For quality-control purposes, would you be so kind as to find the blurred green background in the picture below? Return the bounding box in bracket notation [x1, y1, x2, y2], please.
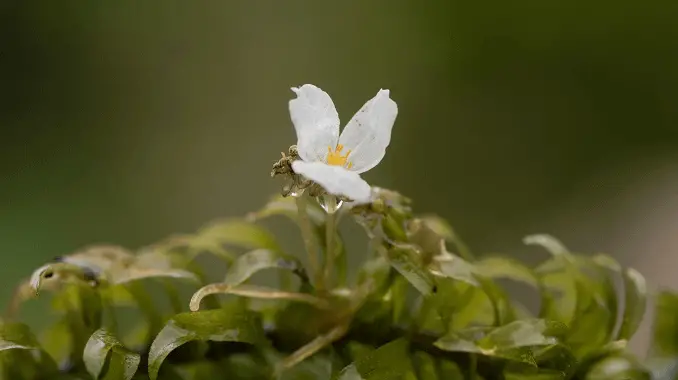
[2, 1, 677, 355]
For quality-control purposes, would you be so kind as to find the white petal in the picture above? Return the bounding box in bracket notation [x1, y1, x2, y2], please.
[288, 84, 340, 162]
[291, 160, 371, 203]
[343, 188, 378, 208]
[338, 89, 398, 173]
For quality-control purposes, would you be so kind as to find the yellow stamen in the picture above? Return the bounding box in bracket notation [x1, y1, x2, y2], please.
[326, 144, 352, 168]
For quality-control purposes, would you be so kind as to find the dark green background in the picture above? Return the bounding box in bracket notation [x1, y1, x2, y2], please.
[2, 1, 677, 354]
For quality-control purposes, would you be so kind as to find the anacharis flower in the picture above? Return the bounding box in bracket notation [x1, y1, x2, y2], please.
[288, 84, 398, 203]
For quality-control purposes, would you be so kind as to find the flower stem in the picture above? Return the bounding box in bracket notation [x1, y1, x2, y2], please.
[323, 195, 338, 289]
[295, 195, 323, 291]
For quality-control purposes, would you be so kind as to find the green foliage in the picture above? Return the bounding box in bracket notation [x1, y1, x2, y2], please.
[2, 188, 677, 379]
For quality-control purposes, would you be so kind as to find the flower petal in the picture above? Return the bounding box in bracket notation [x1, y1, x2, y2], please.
[338, 89, 398, 173]
[291, 160, 371, 203]
[289, 84, 340, 163]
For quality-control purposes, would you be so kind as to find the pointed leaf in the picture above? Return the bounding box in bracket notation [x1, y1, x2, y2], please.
[224, 249, 308, 286]
[83, 328, 140, 380]
[142, 233, 236, 265]
[435, 319, 566, 365]
[418, 214, 474, 260]
[428, 252, 478, 287]
[247, 194, 326, 225]
[565, 254, 620, 356]
[428, 251, 517, 327]
[387, 248, 436, 296]
[475, 256, 553, 322]
[617, 268, 647, 341]
[523, 234, 569, 256]
[0, 322, 40, 351]
[415, 278, 479, 333]
[474, 257, 539, 287]
[336, 338, 412, 380]
[527, 236, 619, 358]
[148, 309, 264, 380]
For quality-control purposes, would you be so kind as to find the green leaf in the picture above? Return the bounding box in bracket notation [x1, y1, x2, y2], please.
[584, 354, 651, 380]
[247, 194, 326, 225]
[418, 214, 474, 261]
[474, 256, 553, 322]
[387, 247, 436, 296]
[142, 233, 236, 266]
[0, 322, 40, 351]
[275, 352, 338, 380]
[83, 328, 140, 380]
[412, 351, 439, 380]
[564, 254, 620, 356]
[415, 278, 478, 333]
[356, 256, 392, 290]
[0, 322, 57, 379]
[435, 319, 566, 365]
[40, 319, 72, 367]
[147, 308, 264, 380]
[523, 234, 569, 256]
[336, 338, 412, 380]
[427, 251, 517, 327]
[47, 284, 105, 368]
[650, 290, 678, 357]
[527, 236, 620, 358]
[504, 370, 566, 380]
[616, 268, 647, 341]
[198, 218, 282, 252]
[120, 282, 164, 350]
[428, 252, 478, 287]
[110, 250, 200, 285]
[223, 249, 308, 286]
[437, 359, 464, 379]
[474, 257, 539, 287]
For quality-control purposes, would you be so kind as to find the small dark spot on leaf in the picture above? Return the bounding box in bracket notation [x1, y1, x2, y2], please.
[82, 267, 98, 282]
[432, 285, 438, 293]
[43, 270, 54, 279]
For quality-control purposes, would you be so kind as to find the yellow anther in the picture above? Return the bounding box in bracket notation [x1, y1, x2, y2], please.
[326, 144, 352, 168]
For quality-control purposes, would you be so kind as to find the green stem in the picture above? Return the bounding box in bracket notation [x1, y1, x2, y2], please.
[469, 353, 478, 379]
[323, 196, 337, 289]
[295, 195, 323, 291]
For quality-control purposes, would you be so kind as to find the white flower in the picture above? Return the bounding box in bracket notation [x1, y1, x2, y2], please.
[288, 84, 398, 203]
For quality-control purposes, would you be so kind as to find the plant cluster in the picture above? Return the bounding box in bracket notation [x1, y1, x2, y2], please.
[2, 85, 678, 380]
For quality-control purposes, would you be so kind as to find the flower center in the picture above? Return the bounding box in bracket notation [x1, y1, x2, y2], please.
[326, 144, 353, 169]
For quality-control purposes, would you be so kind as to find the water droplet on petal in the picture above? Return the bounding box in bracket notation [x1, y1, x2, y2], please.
[317, 195, 343, 214]
[284, 184, 304, 198]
